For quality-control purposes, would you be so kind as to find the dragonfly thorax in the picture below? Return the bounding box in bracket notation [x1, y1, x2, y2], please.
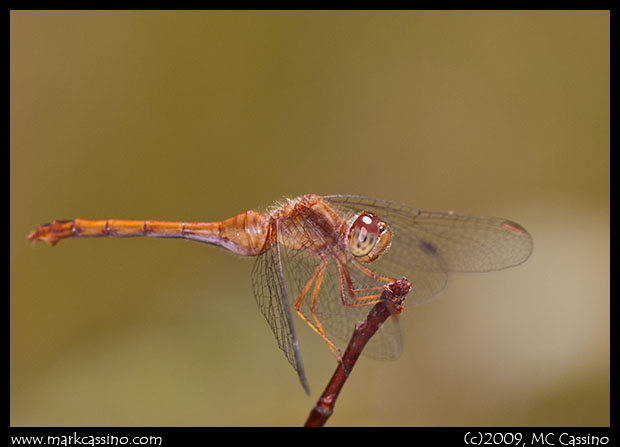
[272, 195, 345, 256]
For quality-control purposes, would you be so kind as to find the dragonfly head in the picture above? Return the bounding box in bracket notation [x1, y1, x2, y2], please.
[347, 211, 391, 263]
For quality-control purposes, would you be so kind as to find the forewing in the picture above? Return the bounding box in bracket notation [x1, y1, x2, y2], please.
[324, 195, 533, 306]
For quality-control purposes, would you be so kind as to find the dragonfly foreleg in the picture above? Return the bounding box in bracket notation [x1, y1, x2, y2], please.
[335, 261, 384, 307]
[350, 258, 395, 283]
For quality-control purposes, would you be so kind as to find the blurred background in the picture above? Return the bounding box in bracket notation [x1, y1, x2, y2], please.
[11, 11, 609, 426]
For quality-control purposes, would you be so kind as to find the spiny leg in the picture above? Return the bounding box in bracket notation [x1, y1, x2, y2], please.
[332, 258, 397, 303]
[294, 260, 342, 360]
[308, 262, 342, 360]
[350, 257, 395, 283]
[349, 258, 411, 316]
[335, 261, 384, 307]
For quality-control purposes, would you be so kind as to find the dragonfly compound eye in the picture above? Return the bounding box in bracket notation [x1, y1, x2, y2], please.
[347, 212, 391, 262]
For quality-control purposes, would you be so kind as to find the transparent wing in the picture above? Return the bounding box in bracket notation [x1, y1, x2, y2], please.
[324, 195, 533, 306]
[276, 212, 403, 361]
[251, 221, 309, 394]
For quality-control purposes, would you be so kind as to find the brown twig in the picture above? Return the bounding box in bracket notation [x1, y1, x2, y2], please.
[304, 277, 411, 427]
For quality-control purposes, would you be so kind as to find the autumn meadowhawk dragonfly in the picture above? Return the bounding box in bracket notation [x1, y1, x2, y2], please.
[28, 194, 533, 393]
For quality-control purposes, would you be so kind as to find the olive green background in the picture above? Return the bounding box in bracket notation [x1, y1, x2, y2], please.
[11, 11, 609, 426]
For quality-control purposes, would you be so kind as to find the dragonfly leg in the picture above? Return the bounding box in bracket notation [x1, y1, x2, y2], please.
[294, 260, 342, 361]
[335, 261, 384, 307]
[344, 260, 412, 314]
[350, 257, 395, 283]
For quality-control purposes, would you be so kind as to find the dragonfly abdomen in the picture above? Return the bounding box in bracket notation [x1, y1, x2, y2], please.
[28, 211, 269, 256]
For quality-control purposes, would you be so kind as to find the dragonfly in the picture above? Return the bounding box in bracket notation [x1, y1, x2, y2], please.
[28, 194, 533, 394]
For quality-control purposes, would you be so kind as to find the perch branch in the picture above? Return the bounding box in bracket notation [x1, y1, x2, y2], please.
[304, 277, 411, 427]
